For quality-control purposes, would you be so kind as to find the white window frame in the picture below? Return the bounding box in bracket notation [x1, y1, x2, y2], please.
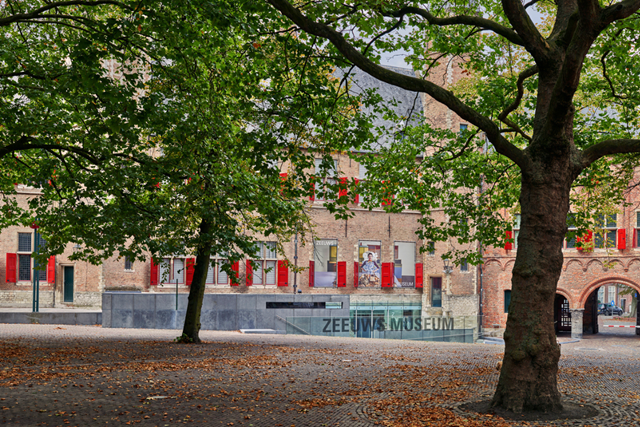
[16, 232, 46, 283]
[250, 242, 277, 287]
[314, 158, 338, 202]
[513, 214, 521, 249]
[159, 257, 187, 286]
[595, 213, 617, 249]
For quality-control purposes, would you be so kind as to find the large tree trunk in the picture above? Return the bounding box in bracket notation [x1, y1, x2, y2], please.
[182, 219, 213, 343]
[491, 152, 574, 412]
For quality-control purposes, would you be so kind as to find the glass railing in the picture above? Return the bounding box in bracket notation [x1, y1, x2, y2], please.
[285, 315, 478, 343]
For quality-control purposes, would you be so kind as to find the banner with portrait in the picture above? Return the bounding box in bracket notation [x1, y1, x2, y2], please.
[358, 241, 381, 287]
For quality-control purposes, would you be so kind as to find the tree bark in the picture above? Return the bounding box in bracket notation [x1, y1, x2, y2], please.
[491, 150, 575, 412]
[182, 218, 213, 343]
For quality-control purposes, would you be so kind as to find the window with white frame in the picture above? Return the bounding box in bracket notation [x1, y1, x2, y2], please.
[357, 162, 371, 205]
[250, 241, 277, 285]
[427, 241, 435, 256]
[206, 259, 215, 284]
[595, 214, 617, 248]
[17, 233, 32, 281]
[565, 213, 577, 249]
[16, 233, 46, 281]
[314, 158, 337, 201]
[513, 214, 521, 249]
[217, 260, 228, 284]
[160, 258, 171, 284]
[173, 258, 185, 284]
[124, 257, 133, 271]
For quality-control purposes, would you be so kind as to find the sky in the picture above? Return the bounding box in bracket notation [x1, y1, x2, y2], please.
[380, 6, 545, 68]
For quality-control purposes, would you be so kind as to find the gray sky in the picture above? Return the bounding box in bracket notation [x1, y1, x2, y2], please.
[380, 7, 544, 68]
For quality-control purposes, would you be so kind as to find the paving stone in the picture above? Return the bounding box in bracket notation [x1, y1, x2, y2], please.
[0, 324, 638, 426]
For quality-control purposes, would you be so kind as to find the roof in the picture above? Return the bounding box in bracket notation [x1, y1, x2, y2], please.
[337, 65, 425, 155]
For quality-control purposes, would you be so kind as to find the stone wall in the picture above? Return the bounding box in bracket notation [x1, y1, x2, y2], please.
[102, 293, 350, 331]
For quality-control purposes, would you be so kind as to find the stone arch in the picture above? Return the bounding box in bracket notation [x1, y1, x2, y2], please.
[607, 258, 625, 271]
[626, 258, 640, 270]
[563, 258, 584, 272]
[578, 275, 640, 308]
[584, 258, 604, 272]
[555, 287, 574, 309]
[503, 259, 516, 272]
[483, 258, 503, 271]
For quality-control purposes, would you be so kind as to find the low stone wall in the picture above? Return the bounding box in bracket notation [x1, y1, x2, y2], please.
[0, 311, 101, 326]
[0, 291, 54, 308]
[102, 293, 350, 331]
[0, 291, 102, 309]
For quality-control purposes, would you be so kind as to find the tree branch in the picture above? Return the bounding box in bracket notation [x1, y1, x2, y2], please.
[384, 6, 524, 46]
[582, 139, 640, 167]
[498, 65, 538, 142]
[501, 0, 551, 62]
[0, 1, 131, 27]
[600, 47, 627, 100]
[601, 0, 640, 27]
[265, 0, 529, 171]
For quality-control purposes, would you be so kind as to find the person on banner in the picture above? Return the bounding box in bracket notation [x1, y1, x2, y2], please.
[359, 251, 380, 287]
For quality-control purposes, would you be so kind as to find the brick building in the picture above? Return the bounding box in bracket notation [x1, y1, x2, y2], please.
[0, 64, 481, 331]
[482, 193, 640, 338]
[3, 61, 636, 340]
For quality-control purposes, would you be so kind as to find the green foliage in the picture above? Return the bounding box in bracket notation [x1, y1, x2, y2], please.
[0, 1, 375, 269]
[269, 0, 640, 264]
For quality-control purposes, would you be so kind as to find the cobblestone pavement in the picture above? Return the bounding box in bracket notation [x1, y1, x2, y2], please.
[0, 324, 639, 426]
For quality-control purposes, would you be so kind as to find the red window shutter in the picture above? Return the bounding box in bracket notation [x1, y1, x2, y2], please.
[150, 258, 159, 286]
[246, 260, 253, 286]
[5, 253, 16, 283]
[505, 231, 513, 251]
[415, 263, 423, 288]
[354, 261, 359, 287]
[47, 256, 55, 284]
[339, 177, 348, 199]
[618, 229, 626, 250]
[309, 180, 315, 201]
[279, 173, 287, 196]
[231, 261, 240, 286]
[381, 262, 392, 287]
[308, 261, 314, 287]
[277, 260, 288, 286]
[381, 180, 391, 206]
[634, 229, 638, 248]
[337, 261, 346, 287]
[354, 178, 360, 204]
[185, 258, 195, 286]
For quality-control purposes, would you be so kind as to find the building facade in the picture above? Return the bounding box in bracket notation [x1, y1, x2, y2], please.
[2, 62, 638, 340]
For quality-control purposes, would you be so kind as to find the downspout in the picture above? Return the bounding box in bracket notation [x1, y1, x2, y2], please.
[478, 161, 485, 338]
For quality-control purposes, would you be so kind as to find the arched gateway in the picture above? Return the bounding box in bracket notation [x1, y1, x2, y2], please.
[565, 276, 640, 339]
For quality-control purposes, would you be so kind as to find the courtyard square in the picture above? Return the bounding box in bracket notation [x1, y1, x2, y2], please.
[0, 324, 639, 426]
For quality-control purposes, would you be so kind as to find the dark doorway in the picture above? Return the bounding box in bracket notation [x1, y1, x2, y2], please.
[584, 289, 598, 334]
[554, 294, 571, 333]
[63, 266, 74, 303]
